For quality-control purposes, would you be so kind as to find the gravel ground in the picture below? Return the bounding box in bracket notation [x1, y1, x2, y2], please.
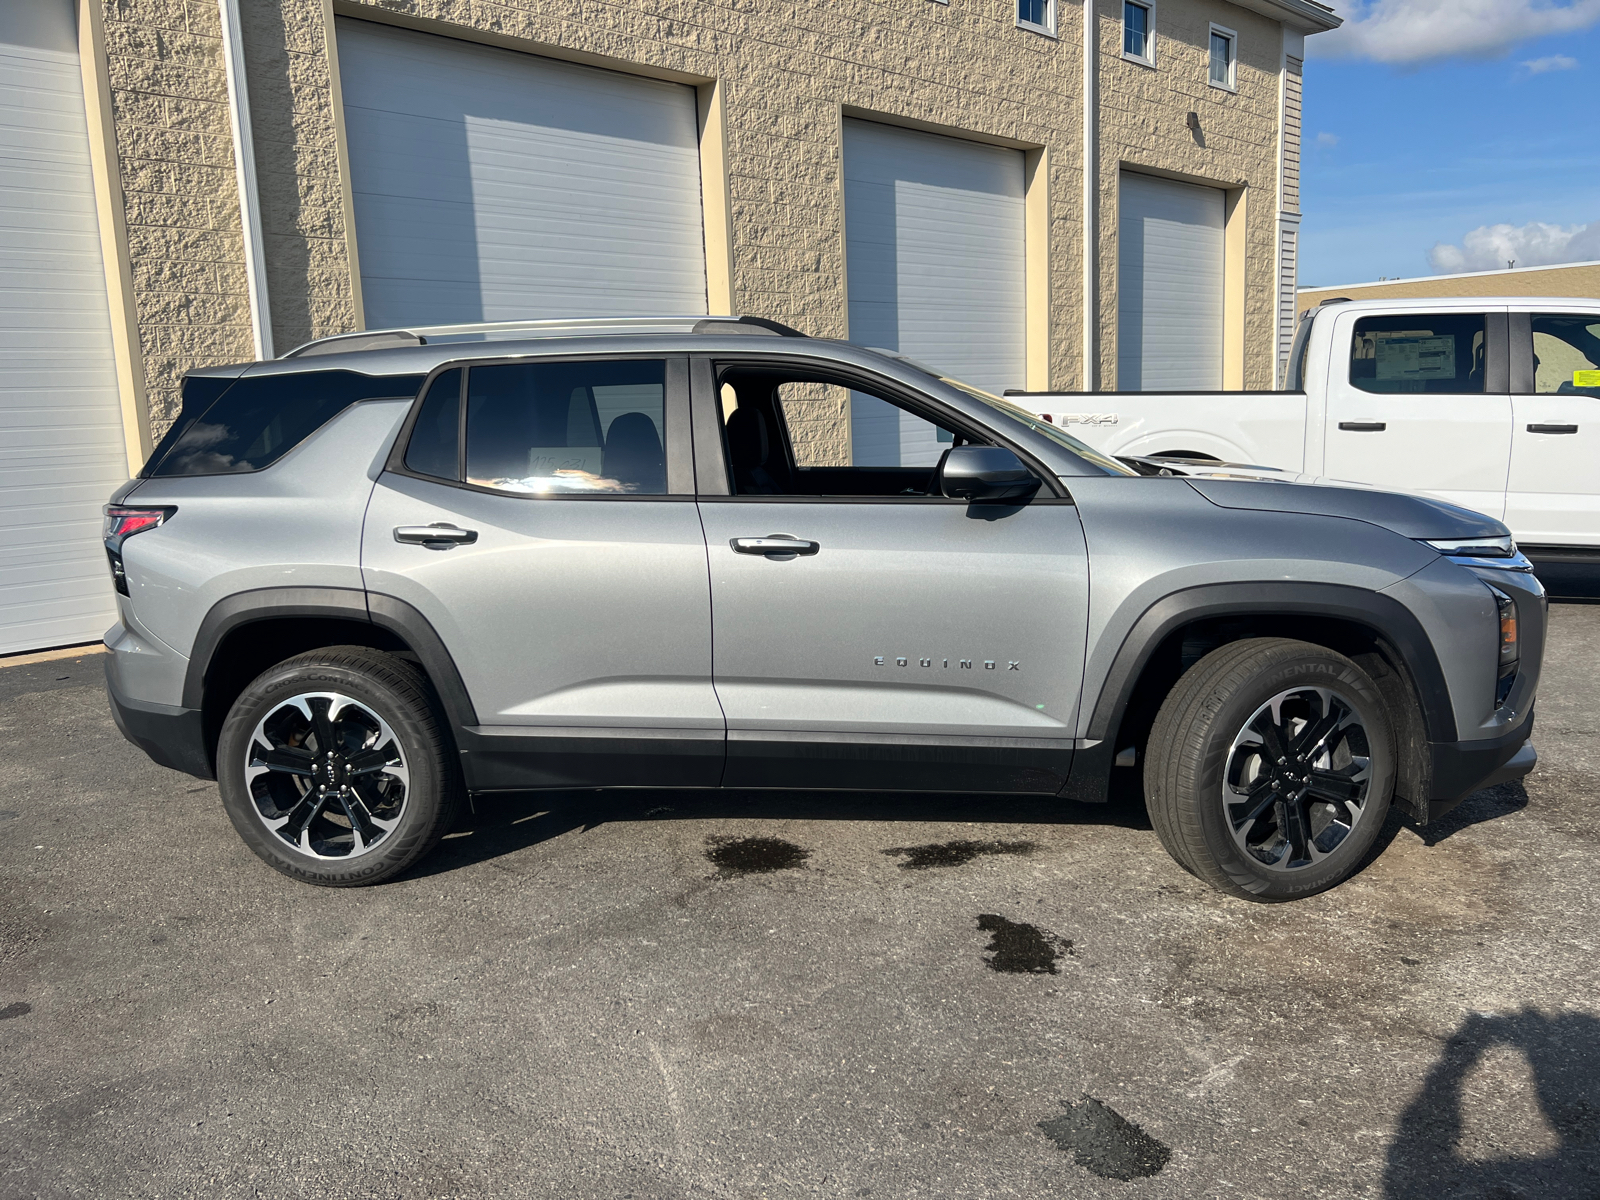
[2, 606, 1597, 1200]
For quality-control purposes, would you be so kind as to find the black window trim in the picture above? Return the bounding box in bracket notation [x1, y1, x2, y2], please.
[382, 352, 694, 501]
[688, 351, 1071, 504]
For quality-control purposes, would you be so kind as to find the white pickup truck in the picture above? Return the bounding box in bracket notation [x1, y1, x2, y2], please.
[1011, 296, 1600, 566]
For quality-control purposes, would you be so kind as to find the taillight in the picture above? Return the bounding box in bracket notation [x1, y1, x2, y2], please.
[103, 505, 174, 595]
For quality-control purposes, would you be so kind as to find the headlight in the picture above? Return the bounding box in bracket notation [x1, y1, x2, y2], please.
[1426, 535, 1516, 558]
[1487, 583, 1518, 708]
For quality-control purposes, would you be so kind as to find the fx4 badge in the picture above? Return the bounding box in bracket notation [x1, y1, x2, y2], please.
[875, 656, 1020, 671]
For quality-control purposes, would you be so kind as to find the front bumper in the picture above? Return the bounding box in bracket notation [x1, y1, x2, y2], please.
[1425, 709, 1536, 821]
[106, 663, 213, 781]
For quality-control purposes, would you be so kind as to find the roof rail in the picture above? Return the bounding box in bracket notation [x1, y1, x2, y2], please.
[282, 314, 807, 358]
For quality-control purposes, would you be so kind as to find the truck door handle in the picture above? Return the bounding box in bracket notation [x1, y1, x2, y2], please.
[1338, 421, 1387, 432]
[394, 523, 478, 548]
[1527, 423, 1579, 434]
[731, 535, 819, 557]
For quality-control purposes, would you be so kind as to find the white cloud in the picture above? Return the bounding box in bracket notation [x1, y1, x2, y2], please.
[1315, 131, 1340, 147]
[1313, 0, 1600, 64]
[1429, 221, 1600, 272]
[1522, 53, 1580, 71]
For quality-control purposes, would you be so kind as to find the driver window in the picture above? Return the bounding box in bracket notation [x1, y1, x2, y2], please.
[1531, 314, 1600, 396]
[718, 367, 974, 498]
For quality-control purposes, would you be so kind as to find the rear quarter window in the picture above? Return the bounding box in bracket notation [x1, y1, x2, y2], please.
[147, 370, 426, 477]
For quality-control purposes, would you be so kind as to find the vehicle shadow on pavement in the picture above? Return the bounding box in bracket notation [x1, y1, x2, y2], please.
[1357, 782, 1531, 870]
[1383, 1009, 1600, 1200]
[402, 786, 1154, 880]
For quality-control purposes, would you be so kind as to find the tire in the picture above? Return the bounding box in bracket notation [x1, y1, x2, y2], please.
[1143, 638, 1396, 902]
[216, 646, 464, 887]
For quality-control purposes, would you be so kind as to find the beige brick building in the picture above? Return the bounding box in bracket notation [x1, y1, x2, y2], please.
[1, 0, 1336, 651]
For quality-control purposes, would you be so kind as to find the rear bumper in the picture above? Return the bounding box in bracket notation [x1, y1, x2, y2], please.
[1425, 710, 1535, 821]
[106, 664, 213, 781]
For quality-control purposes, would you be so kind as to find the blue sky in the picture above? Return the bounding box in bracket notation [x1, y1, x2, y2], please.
[1300, 3, 1600, 287]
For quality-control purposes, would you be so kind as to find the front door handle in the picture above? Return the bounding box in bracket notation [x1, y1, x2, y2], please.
[1527, 423, 1579, 434]
[395, 523, 478, 549]
[731, 535, 819, 557]
[1338, 421, 1387, 432]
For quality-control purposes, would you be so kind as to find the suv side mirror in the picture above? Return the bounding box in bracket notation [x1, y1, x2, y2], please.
[937, 446, 1041, 503]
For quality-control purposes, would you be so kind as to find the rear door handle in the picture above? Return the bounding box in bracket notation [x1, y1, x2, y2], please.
[1338, 421, 1387, 432]
[731, 535, 819, 557]
[1527, 423, 1579, 434]
[395, 523, 478, 548]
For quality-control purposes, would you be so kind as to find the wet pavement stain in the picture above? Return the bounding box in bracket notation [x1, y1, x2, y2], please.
[977, 913, 1072, 974]
[883, 839, 1037, 870]
[705, 836, 810, 878]
[0, 1002, 32, 1020]
[1037, 1095, 1171, 1181]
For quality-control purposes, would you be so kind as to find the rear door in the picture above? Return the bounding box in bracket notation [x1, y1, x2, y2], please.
[1321, 307, 1511, 518]
[692, 357, 1089, 793]
[1505, 309, 1600, 547]
[361, 354, 722, 788]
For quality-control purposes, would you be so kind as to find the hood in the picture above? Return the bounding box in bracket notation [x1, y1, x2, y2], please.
[1184, 477, 1510, 541]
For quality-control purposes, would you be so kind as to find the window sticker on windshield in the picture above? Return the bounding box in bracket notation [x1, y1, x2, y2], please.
[1374, 334, 1456, 381]
[1575, 370, 1600, 387]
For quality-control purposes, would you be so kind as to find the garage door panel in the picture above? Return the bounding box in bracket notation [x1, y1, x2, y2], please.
[338, 19, 707, 329]
[0, 10, 126, 654]
[842, 118, 1026, 455]
[1117, 173, 1225, 392]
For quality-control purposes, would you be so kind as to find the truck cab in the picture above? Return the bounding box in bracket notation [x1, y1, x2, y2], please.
[1016, 296, 1600, 563]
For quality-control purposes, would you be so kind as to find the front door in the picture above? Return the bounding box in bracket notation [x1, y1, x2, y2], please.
[692, 358, 1090, 793]
[1322, 308, 1512, 518]
[1506, 310, 1600, 546]
[361, 355, 722, 788]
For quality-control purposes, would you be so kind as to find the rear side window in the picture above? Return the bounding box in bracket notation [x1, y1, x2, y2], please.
[1349, 314, 1486, 394]
[463, 359, 667, 495]
[1531, 314, 1600, 395]
[147, 370, 426, 477]
[404, 369, 462, 480]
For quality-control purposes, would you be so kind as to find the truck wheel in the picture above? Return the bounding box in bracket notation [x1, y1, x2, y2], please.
[216, 647, 464, 887]
[1144, 638, 1395, 902]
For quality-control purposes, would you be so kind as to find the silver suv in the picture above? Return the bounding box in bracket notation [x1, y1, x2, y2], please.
[103, 316, 1544, 900]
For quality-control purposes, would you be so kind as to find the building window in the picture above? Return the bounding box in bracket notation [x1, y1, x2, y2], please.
[1018, 0, 1055, 36]
[1209, 25, 1237, 89]
[1123, 2, 1154, 64]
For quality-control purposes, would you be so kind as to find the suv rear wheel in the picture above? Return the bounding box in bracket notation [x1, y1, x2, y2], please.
[216, 647, 464, 886]
[1144, 638, 1395, 902]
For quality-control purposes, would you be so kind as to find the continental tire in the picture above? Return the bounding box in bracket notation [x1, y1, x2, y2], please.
[1144, 638, 1395, 902]
[216, 647, 464, 887]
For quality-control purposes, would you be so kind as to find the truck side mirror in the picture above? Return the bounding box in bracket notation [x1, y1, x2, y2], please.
[937, 446, 1041, 503]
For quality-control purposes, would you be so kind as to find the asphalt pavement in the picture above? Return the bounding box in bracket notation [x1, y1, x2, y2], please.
[2, 606, 1597, 1199]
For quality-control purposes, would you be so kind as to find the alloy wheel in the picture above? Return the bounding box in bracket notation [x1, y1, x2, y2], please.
[1221, 686, 1374, 872]
[244, 692, 410, 859]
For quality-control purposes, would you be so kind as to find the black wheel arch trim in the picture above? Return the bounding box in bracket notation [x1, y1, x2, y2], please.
[1063, 582, 1457, 804]
[184, 586, 480, 731]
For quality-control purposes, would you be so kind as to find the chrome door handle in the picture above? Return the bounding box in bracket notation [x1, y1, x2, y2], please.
[1527, 423, 1579, 434]
[731, 535, 819, 557]
[1338, 421, 1387, 432]
[395, 523, 478, 548]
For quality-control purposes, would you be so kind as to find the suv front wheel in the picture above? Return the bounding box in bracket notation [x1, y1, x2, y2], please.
[1144, 638, 1396, 902]
[217, 647, 464, 886]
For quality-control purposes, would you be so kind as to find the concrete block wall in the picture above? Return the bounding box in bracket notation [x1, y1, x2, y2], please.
[1094, 0, 1285, 391]
[99, 0, 255, 434]
[100, 0, 1300, 443]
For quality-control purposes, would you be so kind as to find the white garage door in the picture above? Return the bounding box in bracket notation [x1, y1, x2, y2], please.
[0, 2, 127, 654]
[843, 119, 1026, 466]
[1117, 172, 1225, 391]
[337, 19, 708, 329]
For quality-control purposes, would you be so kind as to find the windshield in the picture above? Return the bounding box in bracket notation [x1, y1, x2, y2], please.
[936, 376, 1138, 476]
